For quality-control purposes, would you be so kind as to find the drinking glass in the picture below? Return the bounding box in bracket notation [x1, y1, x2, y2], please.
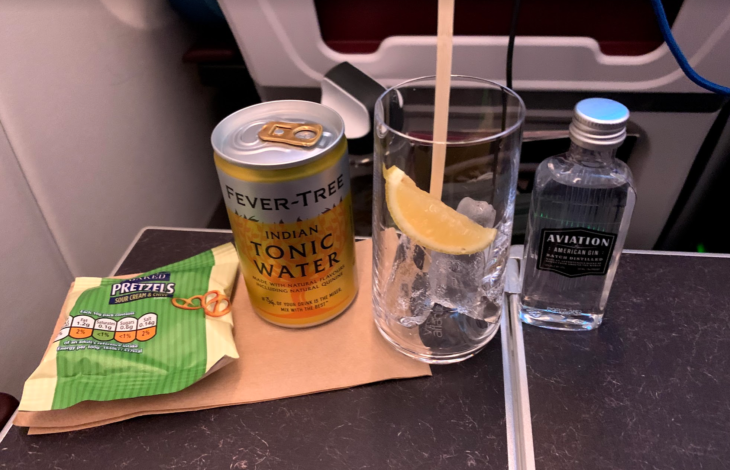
[372, 76, 525, 363]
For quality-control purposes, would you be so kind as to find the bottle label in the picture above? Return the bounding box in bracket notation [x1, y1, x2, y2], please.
[537, 228, 617, 278]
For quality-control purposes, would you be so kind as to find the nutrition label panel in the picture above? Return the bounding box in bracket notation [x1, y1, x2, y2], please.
[55, 312, 158, 346]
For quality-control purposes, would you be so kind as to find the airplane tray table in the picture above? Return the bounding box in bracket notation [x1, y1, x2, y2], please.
[2, 228, 510, 470]
[522, 251, 730, 470]
[5, 229, 728, 469]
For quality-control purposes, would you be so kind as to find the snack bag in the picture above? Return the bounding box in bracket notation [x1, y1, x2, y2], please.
[19, 243, 239, 412]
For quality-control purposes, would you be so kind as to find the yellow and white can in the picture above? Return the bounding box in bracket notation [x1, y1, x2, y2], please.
[212, 100, 358, 327]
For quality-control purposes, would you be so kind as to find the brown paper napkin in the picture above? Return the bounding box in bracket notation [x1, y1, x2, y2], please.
[15, 239, 430, 434]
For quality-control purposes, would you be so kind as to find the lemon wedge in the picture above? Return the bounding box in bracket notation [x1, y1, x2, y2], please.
[384, 166, 497, 255]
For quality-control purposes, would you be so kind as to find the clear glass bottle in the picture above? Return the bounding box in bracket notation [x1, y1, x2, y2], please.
[520, 98, 636, 331]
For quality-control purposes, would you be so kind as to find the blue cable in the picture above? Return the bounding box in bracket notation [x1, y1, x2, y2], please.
[650, 0, 730, 95]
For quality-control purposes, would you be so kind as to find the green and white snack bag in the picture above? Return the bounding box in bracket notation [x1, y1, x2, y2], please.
[19, 243, 239, 411]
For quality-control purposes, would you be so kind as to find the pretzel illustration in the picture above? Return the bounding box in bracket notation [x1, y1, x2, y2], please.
[171, 296, 203, 310]
[201, 291, 231, 317]
[172, 290, 231, 317]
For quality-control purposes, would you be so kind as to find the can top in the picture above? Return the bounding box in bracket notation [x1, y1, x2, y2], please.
[569, 98, 629, 150]
[212, 100, 345, 169]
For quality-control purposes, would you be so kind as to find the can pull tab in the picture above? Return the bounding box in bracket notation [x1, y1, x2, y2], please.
[258, 121, 323, 148]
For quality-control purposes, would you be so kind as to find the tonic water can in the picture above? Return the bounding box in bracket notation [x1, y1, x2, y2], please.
[212, 100, 358, 327]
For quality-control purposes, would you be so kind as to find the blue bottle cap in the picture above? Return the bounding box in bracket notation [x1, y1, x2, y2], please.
[569, 98, 629, 150]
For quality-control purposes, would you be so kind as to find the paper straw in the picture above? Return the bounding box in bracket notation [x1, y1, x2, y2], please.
[429, 0, 455, 199]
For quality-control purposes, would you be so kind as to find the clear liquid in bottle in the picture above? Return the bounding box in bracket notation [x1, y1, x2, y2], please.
[520, 147, 635, 330]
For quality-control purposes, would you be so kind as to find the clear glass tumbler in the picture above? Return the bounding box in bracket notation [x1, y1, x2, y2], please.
[372, 76, 525, 363]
